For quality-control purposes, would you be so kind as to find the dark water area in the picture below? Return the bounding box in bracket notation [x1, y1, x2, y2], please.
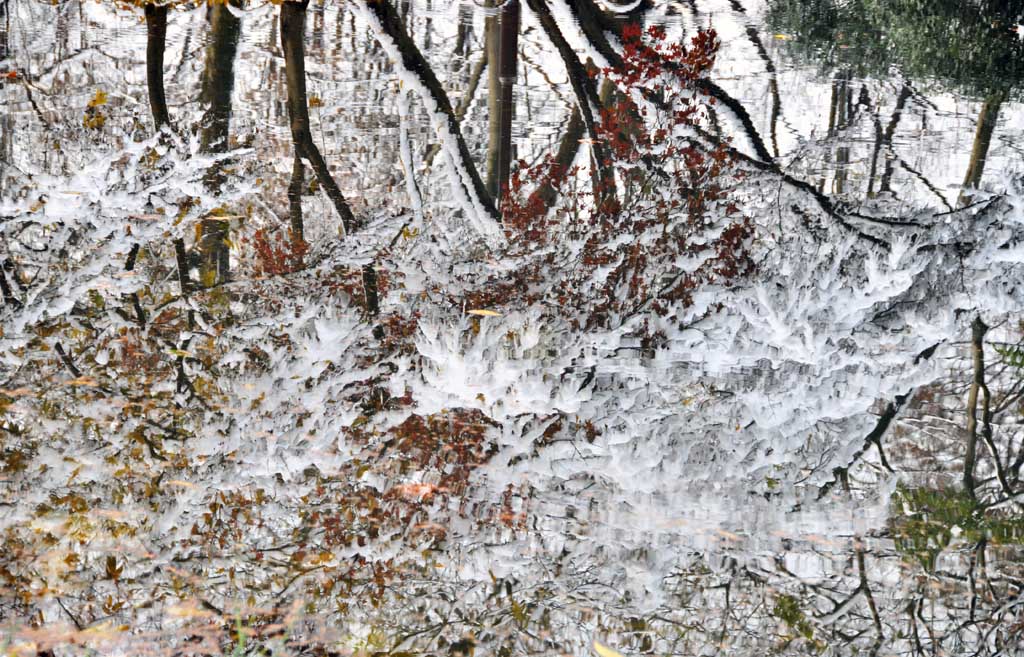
[1, 1, 1024, 655]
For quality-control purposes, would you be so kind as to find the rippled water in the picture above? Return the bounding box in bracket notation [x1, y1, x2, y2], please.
[2, 1, 1024, 655]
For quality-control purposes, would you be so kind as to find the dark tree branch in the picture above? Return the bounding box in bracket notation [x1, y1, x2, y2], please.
[818, 343, 940, 500]
[564, 0, 774, 163]
[282, 0, 380, 324]
[726, 0, 780, 157]
[174, 238, 192, 295]
[55, 342, 82, 378]
[525, 0, 617, 202]
[878, 84, 912, 194]
[359, 0, 500, 224]
[0, 262, 20, 308]
[424, 50, 487, 168]
[281, 0, 356, 232]
[966, 316, 1014, 499]
[856, 549, 885, 653]
[695, 79, 773, 163]
[144, 3, 172, 129]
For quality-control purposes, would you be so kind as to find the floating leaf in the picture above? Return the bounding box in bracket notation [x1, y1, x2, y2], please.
[166, 480, 196, 488]
[105, 555, 123, 582]
[88, 89, 108, 107]
[64, 376, 99, 387]
[594, 641, 625, 657]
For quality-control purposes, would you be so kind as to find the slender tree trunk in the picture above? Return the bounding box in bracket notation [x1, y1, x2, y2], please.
[525, 0, 616, 206]
[0, 266, 20, 308]
[197, 0, 243, 286]
[961, 91, 1005, 201]
[174, 238, 192, 295]
[144, 3, 171, 129]
[423, 50, 487, 168]
[867, 115, 883, 196]
[826, 75, 841, 136]
[485, 0, 519, 205]
[454, 3, 473, 60]
[311, 0, 324, 51]
[288, 153, 305, 244]
[122, 2, 171, 327]
[194, 219, 230, 287]
[281, 0, 356, 232]
[282, 0, 378, 319]
[964, 317, 989, 498]
[423, 0, 433, 51]
[879, 84, 912, 194]
[0, 0, 10, 64]
[359, 0, 501, 227]
[834, 80, 850, 195]
[200, 0, 242, 155]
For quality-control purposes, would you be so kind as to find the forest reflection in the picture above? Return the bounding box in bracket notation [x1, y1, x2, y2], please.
[1, 1, 1024, 656]
[765, 0, 1024, 205]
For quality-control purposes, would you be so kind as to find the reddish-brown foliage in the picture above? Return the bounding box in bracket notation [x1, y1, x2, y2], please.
[483, 25, 754, 330]
[243, 228, 309, 277]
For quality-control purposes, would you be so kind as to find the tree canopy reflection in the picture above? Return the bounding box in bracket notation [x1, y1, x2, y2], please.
[0, 1, 1023, 656]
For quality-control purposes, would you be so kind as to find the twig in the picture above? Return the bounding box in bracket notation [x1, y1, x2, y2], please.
[55, 342, 82, 378]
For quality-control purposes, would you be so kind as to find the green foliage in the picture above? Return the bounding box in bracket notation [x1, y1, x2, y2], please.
[994, 344, 1024, 369]
[890, 485, 1024, 572]
[890, 485, 978, 571]
[766, 0, 1024, 97]
[772, 593, 814, 641]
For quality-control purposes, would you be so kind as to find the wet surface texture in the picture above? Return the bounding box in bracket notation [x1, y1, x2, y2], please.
[1, 1, 1024, 655]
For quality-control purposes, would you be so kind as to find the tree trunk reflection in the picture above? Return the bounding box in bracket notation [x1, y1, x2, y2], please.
[485, 0, 519, 206]
[198, 0, 243, 286]
[144, 3, 171, 130]
[961, 91, 1005, 202]
[281, 0, 356, 232]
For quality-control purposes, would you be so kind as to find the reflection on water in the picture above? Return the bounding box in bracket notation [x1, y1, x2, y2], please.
[718, 0, 1024, 209]
[1, 0, 1024, 655]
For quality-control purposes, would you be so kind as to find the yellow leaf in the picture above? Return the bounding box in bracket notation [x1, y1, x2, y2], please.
[773, 33, 792, 40]
[64, 376, 99, 387]
[166, 480, 195, 488]
[467, 309, 500, 317]
[594, 641, 625, 657]
[716, 529, 742, 542]
[167, 602, 216, 619]
[88, 89, 108, 107]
